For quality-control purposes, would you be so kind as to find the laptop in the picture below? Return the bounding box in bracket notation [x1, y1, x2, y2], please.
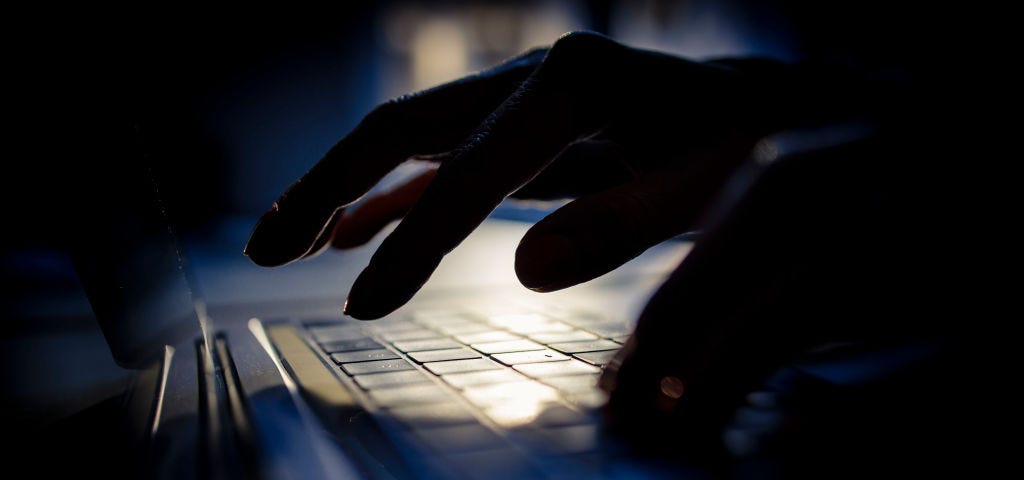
[72, 120, 696, 479]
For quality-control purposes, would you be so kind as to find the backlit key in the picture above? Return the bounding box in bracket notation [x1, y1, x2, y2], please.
[513, 361, 600, 378]
[442, 370, 526, 388]
[341, 359, 414, 376]
[573, 350, 618, 367]
[392, 338, 462, 352]
[409, 348, 482, 363]
[471, 340, 545, 354]
[547, 340, 620, 354]
[330, 349, 400, 364]
[492, 349, 570, 366]
[424, 358, 502, 375]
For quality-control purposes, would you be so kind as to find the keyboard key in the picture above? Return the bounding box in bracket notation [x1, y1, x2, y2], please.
[303, 319, 351, 328]
[514, 361, 601, 378]
[540, 374, 600, 394]
[320, 338, 382, 353]
[463, 381, 558, 407]
[330, 349, 399, 364]
[442, 370, 526, 389]
[505, 321, 574, 335]
[412, 311, 479, 325]
[488, 314, 574, 335]
[483, 402, 587, 429]
[386, 403, 479, 428]
[415, 317, 479, 329]
[409, 348, 482, 363]
[492, 349, 570, 366]
[582, 322, 632, 337]
[362, 319, 421, 333]
[436, 323, 493, 335]
[392, 338, 462, 352]
[611, 335, 631, 344]
[413, 424, 505, 454]
[573, 350, 618, 367]
[555, 311, 609, 326]
[379, 329, 443, 342]
[547, 340, 621, 354]
[564, 390, 608, 409]
[368, 384, 451, 407]
[341, 359, 415, 376]
[424, 358, 502, 375]
[464, 302, 537, 318]
[485, 313, 548, 328]
[311, 325, 367, 343]
[353, 370, 431, 389]
[527, 330, 598, 344]
[454, 331, 521, 344]
[470, 339, 545, 354]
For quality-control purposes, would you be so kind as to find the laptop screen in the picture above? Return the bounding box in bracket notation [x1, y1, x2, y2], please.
[70, 121, 203, 369]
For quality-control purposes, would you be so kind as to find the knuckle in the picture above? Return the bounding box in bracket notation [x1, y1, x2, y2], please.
[544, 30, 622, 75]
[364, 99, 401, 125]
[359, 98, 417, 140]
[435, 163, 503, 205]
[550, 30, 616, 56]
[520, 46, 550, 60]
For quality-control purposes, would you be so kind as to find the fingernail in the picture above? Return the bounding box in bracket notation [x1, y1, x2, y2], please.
[515, 234, 577, 291]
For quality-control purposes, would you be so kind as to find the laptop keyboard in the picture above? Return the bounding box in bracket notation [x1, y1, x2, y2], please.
[301, 304, 633, 479]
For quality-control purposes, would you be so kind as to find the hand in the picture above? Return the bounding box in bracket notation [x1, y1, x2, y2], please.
[243, 30, 953, 453]
[597, 124, 952, 454]
[244, 31, 777, 319]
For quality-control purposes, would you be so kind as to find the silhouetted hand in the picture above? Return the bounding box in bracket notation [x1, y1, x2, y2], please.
[244, 31, 785, 318]
[244, 31, 936, 448]
[595, 124, 946, 454]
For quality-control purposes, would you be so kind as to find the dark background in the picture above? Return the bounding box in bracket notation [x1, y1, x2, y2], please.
[2, 1, 994, 472]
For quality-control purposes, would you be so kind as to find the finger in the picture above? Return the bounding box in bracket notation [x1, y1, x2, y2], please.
[299, 208, 345, 260]
[509, 138, 636, 200]
[599, 137, 881, 451]
[514, 141, 753, 292]
[243, 48, 548, 267]
[330, 164, 438, 249]
[304, 162, 440, 258]
[597, 161, 812, 453]
[343, 32, 630, 319]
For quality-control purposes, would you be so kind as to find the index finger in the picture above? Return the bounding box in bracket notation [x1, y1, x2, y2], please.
[343, 32, 628, 319]
[243, 48, 547, 266]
